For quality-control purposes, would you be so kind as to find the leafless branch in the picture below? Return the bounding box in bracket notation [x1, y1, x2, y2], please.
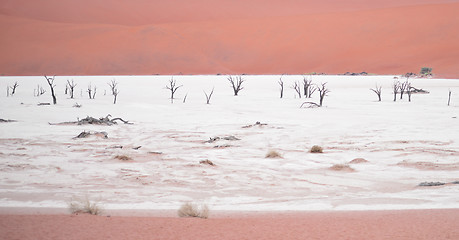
[318, 82, 330, 106]
[204, 87, 215, 104]
[370, 84, 382, 102]
[228, 76, 244, 96]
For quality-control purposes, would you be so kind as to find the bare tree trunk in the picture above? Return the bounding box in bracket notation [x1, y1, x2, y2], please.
[113, 89, 119, 104]
[10, 82, 18, 95]
[292, 81, 301, 98]
[228, 76, 244, 96]
[393, 81, 400, 102]
[204, 87, 214, 104]
[448, 90, 452, 106]
[318, 82, 330, 106]
[67, 80, 77, 99]
[278, 76, 284, 98]
[407, 82, 412, 102]
[370, 85, 382, 102]
[44, 75, 57, 104]
[165, 78, 182, 103]
[303, 76, 314, 98]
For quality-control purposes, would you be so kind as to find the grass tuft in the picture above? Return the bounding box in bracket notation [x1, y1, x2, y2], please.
[329, 164, 355, 172]
[68, 197, 103, 215]
[265, 150, 282, 158]
[310, 145, 323, 153]
[115, 155, 132, 161]
[177, 202, 209, 219]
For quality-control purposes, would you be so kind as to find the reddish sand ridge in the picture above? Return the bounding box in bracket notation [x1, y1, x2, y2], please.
[0, 0, 458, 77]
[1, 210, 458, 240]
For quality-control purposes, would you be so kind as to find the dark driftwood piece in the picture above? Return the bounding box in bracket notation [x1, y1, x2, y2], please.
[0, 118, 16, 123]
[50, 115, 132, 126]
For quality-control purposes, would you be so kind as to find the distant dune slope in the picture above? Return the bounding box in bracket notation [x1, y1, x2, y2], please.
[0, 1, 458, 77]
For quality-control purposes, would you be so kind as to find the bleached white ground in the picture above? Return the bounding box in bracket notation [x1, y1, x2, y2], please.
[0, 75, 458, 212]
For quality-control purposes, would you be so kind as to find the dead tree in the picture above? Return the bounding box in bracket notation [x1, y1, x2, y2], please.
[318, 82, 330, 107]
[108, 80, 119, 104]
[303, 76, 315, 98]
[35, 85, 46, 96]
[393, 81, 400, 102]
[113, 88, 119, 104]
[228, 76, 244, 96]
[10, 82, 19, 96]
[278, 76, 284, 98]
[448, 90, 452, 106]
[165, 78, 182, 103]
[6, 86, 9, 97]
[108, 79, 118, 96]
[370, 84, 382, 102]
[87, 84, 96, 99]
[292, 81, 302, 98]
[67, 80, 77, 99]
[44, 75, 57, 104]
[406, 82, 412, 102]
[204, 87, 214, 104]
[399, 80, 408, 100]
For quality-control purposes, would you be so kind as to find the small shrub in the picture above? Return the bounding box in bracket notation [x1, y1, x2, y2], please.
[199, 159, 215, 166]
[329, 164, 355, 172]
[310, 145, 323, 153]
[115, 155, 132, 161]
[265, 150, 282, 158]
[349, 158, 368, 164]
[68, 197, 103, 215]
[178, 202, 209, 219]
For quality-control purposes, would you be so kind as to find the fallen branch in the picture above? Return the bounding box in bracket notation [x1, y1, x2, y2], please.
[50, 115, 132, 126]
[300, 102, 320, 108]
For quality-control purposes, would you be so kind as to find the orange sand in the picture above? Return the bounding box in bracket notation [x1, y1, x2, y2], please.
[1, 209, 458, 239]
[0, 1, 458, 77]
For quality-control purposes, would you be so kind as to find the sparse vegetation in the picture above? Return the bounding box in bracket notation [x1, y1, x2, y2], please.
[420, 67, 433, 77]
[310, 145, 323, 153]
[177, 202, 209, 219]
[265, 150, 282, 158]
[199, 159, 215, 166]
[330, 164, 355, 171]
[68, 197, 103, 215]
[115, 155, 132, 161]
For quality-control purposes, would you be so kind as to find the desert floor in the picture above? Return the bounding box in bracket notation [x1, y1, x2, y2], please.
[1, 74, 458, 238]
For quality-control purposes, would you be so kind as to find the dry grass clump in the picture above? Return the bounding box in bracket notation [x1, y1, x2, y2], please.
[68, 197, 103, 215]
[177, 202, 209, 219]
[199, 159, 215, 166]
[115, 155, 132, 161]
[349, 158, 369, 164]
[329, 164, 355, 172]
[310, 145, 323, 153]
[265, 150, 282, 158]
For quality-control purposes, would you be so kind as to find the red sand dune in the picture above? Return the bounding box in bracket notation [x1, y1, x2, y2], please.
[0, 0, 458, 77]
[1, 210, 458, 240]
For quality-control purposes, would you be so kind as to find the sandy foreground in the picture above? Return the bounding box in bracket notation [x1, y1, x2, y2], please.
[1, 209, 458, 240]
